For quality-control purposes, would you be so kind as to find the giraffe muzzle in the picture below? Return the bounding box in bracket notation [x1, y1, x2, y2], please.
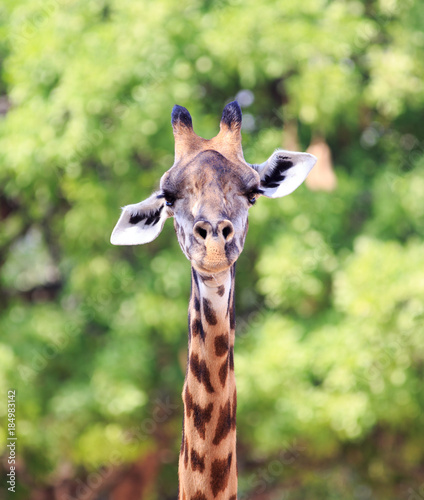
[193, 220, 235, 245]
[192, 219, 237, 273]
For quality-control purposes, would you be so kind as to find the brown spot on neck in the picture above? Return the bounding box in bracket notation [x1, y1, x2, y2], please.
[190, 493, 207, 500]
[212, 391, 237, 446]
[189, 353, 215, 393]
[203, 298, 217, 325]
[190, 448, 206, 473]
[211, 452, 233, 496]
[191, 318, 205, 341]
[214, 334, 229, 357]
[219, 359, 228, 388]
[218, 345, 234, 387]
[184, 387, 213, 440]
[184, 437, 189, 468]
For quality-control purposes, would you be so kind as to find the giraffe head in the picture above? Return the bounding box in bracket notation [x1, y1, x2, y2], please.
[111, 102, 316, 274]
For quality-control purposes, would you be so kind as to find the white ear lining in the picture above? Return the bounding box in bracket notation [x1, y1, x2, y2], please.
[256, 150, 317, 198]
[110, 194, 169, 245]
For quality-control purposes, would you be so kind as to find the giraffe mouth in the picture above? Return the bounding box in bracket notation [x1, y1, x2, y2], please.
[193, 260, 233, 275]
[195, 253, 244, 275]
[191, 249, 235, 274]
[189, 234, 241, 274]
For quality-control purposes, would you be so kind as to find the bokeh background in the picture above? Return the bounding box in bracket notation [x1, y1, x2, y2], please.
[1, 0, 424, 498]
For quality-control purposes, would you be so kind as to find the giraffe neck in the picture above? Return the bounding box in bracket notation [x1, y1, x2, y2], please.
[179, 265, 237, 500]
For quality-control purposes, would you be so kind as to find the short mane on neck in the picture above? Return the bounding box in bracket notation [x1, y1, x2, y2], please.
[179, 265, 237, 500]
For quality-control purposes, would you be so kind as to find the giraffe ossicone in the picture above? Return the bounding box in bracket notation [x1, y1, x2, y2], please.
[111, 101, 316, 499]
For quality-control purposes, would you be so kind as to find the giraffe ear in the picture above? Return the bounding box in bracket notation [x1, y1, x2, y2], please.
[110, 192, 170, 245]
[252, 149, 317, 198]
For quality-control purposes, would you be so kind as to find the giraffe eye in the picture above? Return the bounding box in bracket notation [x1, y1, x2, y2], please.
[247, 193, 257, 205]
[246, 187, 262, 205]
[162, 191, 176, 207]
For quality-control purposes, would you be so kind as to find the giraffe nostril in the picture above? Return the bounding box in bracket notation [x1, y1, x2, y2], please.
[193, 221, 212, 242]
[194, 220, 233, 243]
[196, 227, 207, 240]
[222, 225, 232, 240]
[220, 220, 234, 242]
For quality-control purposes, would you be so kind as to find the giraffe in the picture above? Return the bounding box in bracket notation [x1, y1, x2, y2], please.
[110, 101, 316, 499]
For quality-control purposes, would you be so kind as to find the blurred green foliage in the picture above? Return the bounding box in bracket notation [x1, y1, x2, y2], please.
[1, 0, 424, 498]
